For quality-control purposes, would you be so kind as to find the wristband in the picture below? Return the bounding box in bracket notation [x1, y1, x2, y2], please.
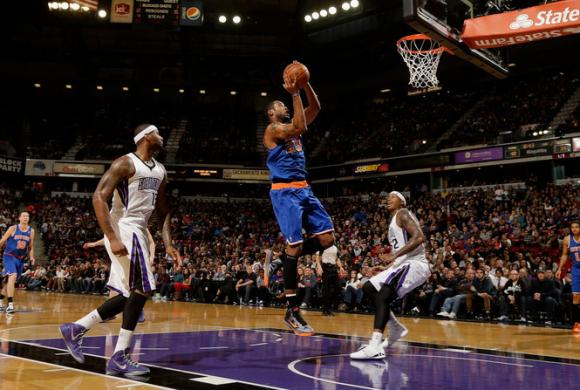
[292, 92, 300, 97]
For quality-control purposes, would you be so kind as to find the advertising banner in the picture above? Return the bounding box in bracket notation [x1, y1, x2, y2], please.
[352, 162, 389, 175]
[454, 147, 503, 163]
[223, 169, 270, 181]
[110, 0, 134, 23]
[25, 159, 55, 176]
[53, 162, 105, 175]
[0, 156, 24, 175]
[462, 0, 580, 49]
[180, 1, 203, 26]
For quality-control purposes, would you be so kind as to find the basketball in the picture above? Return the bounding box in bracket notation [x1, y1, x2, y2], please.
[283, 61, 310, 89]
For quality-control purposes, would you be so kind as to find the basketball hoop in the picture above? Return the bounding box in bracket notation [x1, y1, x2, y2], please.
[397, 34, 447, 91]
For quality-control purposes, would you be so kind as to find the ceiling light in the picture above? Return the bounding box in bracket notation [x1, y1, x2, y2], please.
[230, 91, 237, 96]
[65, 84, 72, 89]
[350, 0, 360, 8]
[96, 85, 103, 90]
[232, 15, 241, 24]
[532, 132, 538, 136]
[34, 83, 41, 88]
[422, 140, 427, 144]
[153, 88, 160, 93]
[342, 2, 351, 11]
[304, 15, 312, 22]
[219, 15, 227, 23]
[81, 6, 89, 11]
[98, 9, 107, 18]
[380, 88, 391, 93]
[70, 3, 80, 11]
[320, 9, 328, 17]
[179, 89, 185, 93]
[329, 6, 337, 14]
[199, 89, 206, 94]
[508, 63, 516, 67]
[48, 2, 58, 10]
[260, 92, 267, 96]
[60, 2, 69, 10]
[312, 12, 319, 20]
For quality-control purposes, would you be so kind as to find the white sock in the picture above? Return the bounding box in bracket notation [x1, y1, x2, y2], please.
[114, 328, 134, 353]
[370, 331, 383, 348]
[74, 309, 102, 330]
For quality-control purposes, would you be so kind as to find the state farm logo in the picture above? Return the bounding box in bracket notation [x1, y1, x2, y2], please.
[509, 7, 580, 30]
[510, 14, 533, 30]
[115, 3, 131, 16]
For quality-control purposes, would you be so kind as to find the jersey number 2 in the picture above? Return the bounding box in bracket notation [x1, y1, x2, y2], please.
[391, 239, 399, 250]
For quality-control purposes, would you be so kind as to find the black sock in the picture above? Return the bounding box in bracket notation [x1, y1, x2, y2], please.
[301, 237, 324, 256]
[286, 293, 299, 308]
[574, 304, 580, 323]
[122, 292, 148, 331]
[97, 294, 128, 320]
[283, 254, 298, 290]
[7, 297, 13, 304]
[373, 285, 396, 332]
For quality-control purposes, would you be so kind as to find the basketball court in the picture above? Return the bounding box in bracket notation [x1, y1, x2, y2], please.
[0, 291, 578, 389]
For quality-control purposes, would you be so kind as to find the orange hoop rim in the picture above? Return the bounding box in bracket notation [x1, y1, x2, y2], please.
[396, 34, 447, 55]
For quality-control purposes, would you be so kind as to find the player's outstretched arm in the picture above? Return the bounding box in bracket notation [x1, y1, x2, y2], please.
[555, 236, 569, 279]
[92, 156, 134, 257]
[155, 176, 181, 267]
[0, 226, 16, 250]
[303, 82, 321, 125]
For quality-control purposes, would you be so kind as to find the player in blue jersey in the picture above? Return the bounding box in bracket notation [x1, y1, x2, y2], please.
[556, 220, 580, 334]
[0, 211, 35, 314]
[263, 66, 335, 336]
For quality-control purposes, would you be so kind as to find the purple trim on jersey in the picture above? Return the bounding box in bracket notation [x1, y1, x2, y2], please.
[403, 230, 409, 244]
[385, 264, 410, 286]
[395, 264, 412, 293]
[133, 233, 153, 293]
[129, 236, 135, 290]
[116, 180, 129, 208]
[106, 284, 125, 296]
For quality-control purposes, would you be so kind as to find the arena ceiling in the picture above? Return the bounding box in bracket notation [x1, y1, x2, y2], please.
[3, 1, 579, 98]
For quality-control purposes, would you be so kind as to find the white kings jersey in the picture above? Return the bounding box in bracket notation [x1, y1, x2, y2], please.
[110, 153, 166, 231]
[388, 209, 427, 264]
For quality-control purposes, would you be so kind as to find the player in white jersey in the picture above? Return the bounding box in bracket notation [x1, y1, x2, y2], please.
[59, 123, 181, 377]
[351, 191, 430, 360]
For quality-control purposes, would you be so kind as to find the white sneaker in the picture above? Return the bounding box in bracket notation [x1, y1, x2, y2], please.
[0, 305, 5, 312]
[382, 312, 409, 348]
[497, 315, 509, 322]
[448, 312, 456, 320]
[300, 302, 308, 309]
[350, 344, 386, 360]
[437, 311, 450, 318]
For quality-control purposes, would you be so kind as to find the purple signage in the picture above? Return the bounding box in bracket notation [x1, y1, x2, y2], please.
[455, 147, 503, 164]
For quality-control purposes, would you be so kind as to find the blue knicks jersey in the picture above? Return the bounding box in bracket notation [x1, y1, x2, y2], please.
[570, 234, 580, 269]
[3, 225, 32, 260]
[266, 136, 307, 182]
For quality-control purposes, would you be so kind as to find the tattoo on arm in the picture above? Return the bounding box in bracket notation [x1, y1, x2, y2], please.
[394, 209, 425, 259]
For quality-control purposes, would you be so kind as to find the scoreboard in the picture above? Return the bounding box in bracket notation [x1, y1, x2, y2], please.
[134, 0, 179, 26]
[109, 0, 203, 27]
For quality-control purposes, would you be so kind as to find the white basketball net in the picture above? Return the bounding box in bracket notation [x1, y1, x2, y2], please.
[397, 35, 445, 90]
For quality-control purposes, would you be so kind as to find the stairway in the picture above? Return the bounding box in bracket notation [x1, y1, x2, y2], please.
[62, 135, 84, 160]
[548, 84, 580, 130]
[164, 120, 188, 164]
[428, 88, 496, 152]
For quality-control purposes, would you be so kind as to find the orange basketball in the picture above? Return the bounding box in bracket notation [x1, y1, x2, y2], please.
[283, 61, 310, 89]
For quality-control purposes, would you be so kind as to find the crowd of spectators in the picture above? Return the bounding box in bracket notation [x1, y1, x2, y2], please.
[441, 71, 580, 149]
[4, 181, 578, 327]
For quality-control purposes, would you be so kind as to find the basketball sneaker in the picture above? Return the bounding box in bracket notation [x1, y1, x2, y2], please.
[263, 249, 282, 288]
[284, 307, 315, 336]
[59, 323, 88, 364]
[382, 311, 408, 348]
[0, 304, 5, 312]
[573, 322, 580, 334]
[5, 305, 14, 315]
[350, 344, 386, 360]
[106, 349, 150, 377]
